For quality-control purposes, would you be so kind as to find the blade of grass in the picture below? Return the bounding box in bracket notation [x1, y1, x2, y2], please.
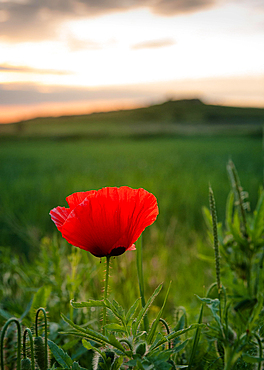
[136, 235, 149, 332]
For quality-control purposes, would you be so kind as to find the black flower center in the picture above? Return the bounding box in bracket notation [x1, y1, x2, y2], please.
[109, 246, 126, 257]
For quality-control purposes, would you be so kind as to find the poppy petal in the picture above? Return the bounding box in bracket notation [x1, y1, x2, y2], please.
[110, 187, 159, 247]
[49, 206, 71, 230]
[59, 209, 105, 257]
[66, 190, 96, 209]
[127, 244, 136, 251]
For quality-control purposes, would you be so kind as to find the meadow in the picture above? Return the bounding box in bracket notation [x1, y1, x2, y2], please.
[0, 134, 262, 310]
[1, 97, 264, 367]
[1, 124, 264, 368]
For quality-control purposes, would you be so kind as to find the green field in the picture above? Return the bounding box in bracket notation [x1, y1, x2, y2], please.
[1, 100, 264, 369]
[0, 134, 263, 314]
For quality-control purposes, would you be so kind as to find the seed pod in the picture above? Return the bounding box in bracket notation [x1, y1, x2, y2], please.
[34, 336, 46, 370]
[21, 357, 31, 370]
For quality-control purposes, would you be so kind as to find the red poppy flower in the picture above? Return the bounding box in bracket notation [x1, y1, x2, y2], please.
[50, 186, 158, 258]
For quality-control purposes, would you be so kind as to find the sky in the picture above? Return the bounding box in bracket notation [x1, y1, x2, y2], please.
[0, 0, 264, 123]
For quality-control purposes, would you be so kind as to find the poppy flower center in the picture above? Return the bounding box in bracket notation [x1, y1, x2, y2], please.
[109, 246, 126, 257]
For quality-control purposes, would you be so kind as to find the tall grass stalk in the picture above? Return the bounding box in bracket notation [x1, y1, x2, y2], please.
[136, 235, 149, 332]
[209, 187, 221, 299]
[227, 160, 248, 237]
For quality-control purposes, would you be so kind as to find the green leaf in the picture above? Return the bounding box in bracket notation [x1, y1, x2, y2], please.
[126, 298, 140, 323]
[61, 314, 112, 348]
[147, 350, 174, 370]
[188, 304, 203, 368]
[196, 296, 221, 329]
[108, 333, 126, 353]
[110, 356, 123, 370]
[248, 294, 264, 331]
[149, 324, 204, 351]
[71, 362, 81, 370]
[225, 191, 234, 231]
[61, 316, 126, 354]
[71, 300, 106, 308]
[197, 254, 215, 263]
[112, 300, 125, 317]
[173, 339, 189, 354]
[133, 284, 163, 336]
[20, 298, 34, 320]
[82, 339, 105, 359]
[202, 206, 213, 230]
[104, 299, 124, 321]
[229, 210, 248, 248]
[173, 313, 185, 332]
[242, 354, 264, 363]
[253, 190, 264, 242]
[30, 286, 51, 321]
[150, 333, 165, 350]
[0, 307, 13, 320]
[234, 298, 258, 312]
[47, 339, 73, 368]
[60, 330, 94, 339]
[81, 339, 94, 351]
[104, 324, 126, 333]
[147, 281, 171, 344]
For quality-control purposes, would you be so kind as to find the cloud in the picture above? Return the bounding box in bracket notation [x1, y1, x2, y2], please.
[0, 0, 220, 42]
[66, 35, 103, 52]
[151, 0, 216, 15]
[0, 82, 152, 105]
[132, 38, 175, 50]
[0, 64, 73, 75]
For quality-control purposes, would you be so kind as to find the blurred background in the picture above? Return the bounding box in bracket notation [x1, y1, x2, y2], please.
[0, 0, 264, 328]
[0, 0, 263, 123]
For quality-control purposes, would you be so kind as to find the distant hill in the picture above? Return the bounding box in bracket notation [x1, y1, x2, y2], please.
[1, 99, 263, 139]
[54, 98, 264, 125]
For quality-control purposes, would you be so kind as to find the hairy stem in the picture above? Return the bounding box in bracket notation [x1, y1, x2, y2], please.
[23, 328, 35, 370]
[1, 318, 21, 370]
[103, 256, 111, 335]
[35, 308, 48, 370]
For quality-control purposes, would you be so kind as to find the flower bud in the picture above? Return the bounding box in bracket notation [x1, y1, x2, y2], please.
[21, 358, 31, 370]
[34, 336, 46, 370]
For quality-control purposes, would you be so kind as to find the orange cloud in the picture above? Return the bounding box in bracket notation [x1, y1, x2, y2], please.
[131, 38, 175, 50]
[0, 64, 73, 75]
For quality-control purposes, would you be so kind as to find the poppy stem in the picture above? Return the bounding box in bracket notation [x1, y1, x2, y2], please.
[103, 256, 111, 335]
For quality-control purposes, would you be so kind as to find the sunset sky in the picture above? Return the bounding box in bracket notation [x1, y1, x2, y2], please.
[0, 0, 263, 123]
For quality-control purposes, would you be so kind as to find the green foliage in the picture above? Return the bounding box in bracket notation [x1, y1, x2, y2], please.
[2, 153, 264, 369]
[198, 162, 264, 369]
[30, 287, 52, 322]
[48, 339, 73, 368]
[62, 283, 204, 370]
[0, 135, 262, 313]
